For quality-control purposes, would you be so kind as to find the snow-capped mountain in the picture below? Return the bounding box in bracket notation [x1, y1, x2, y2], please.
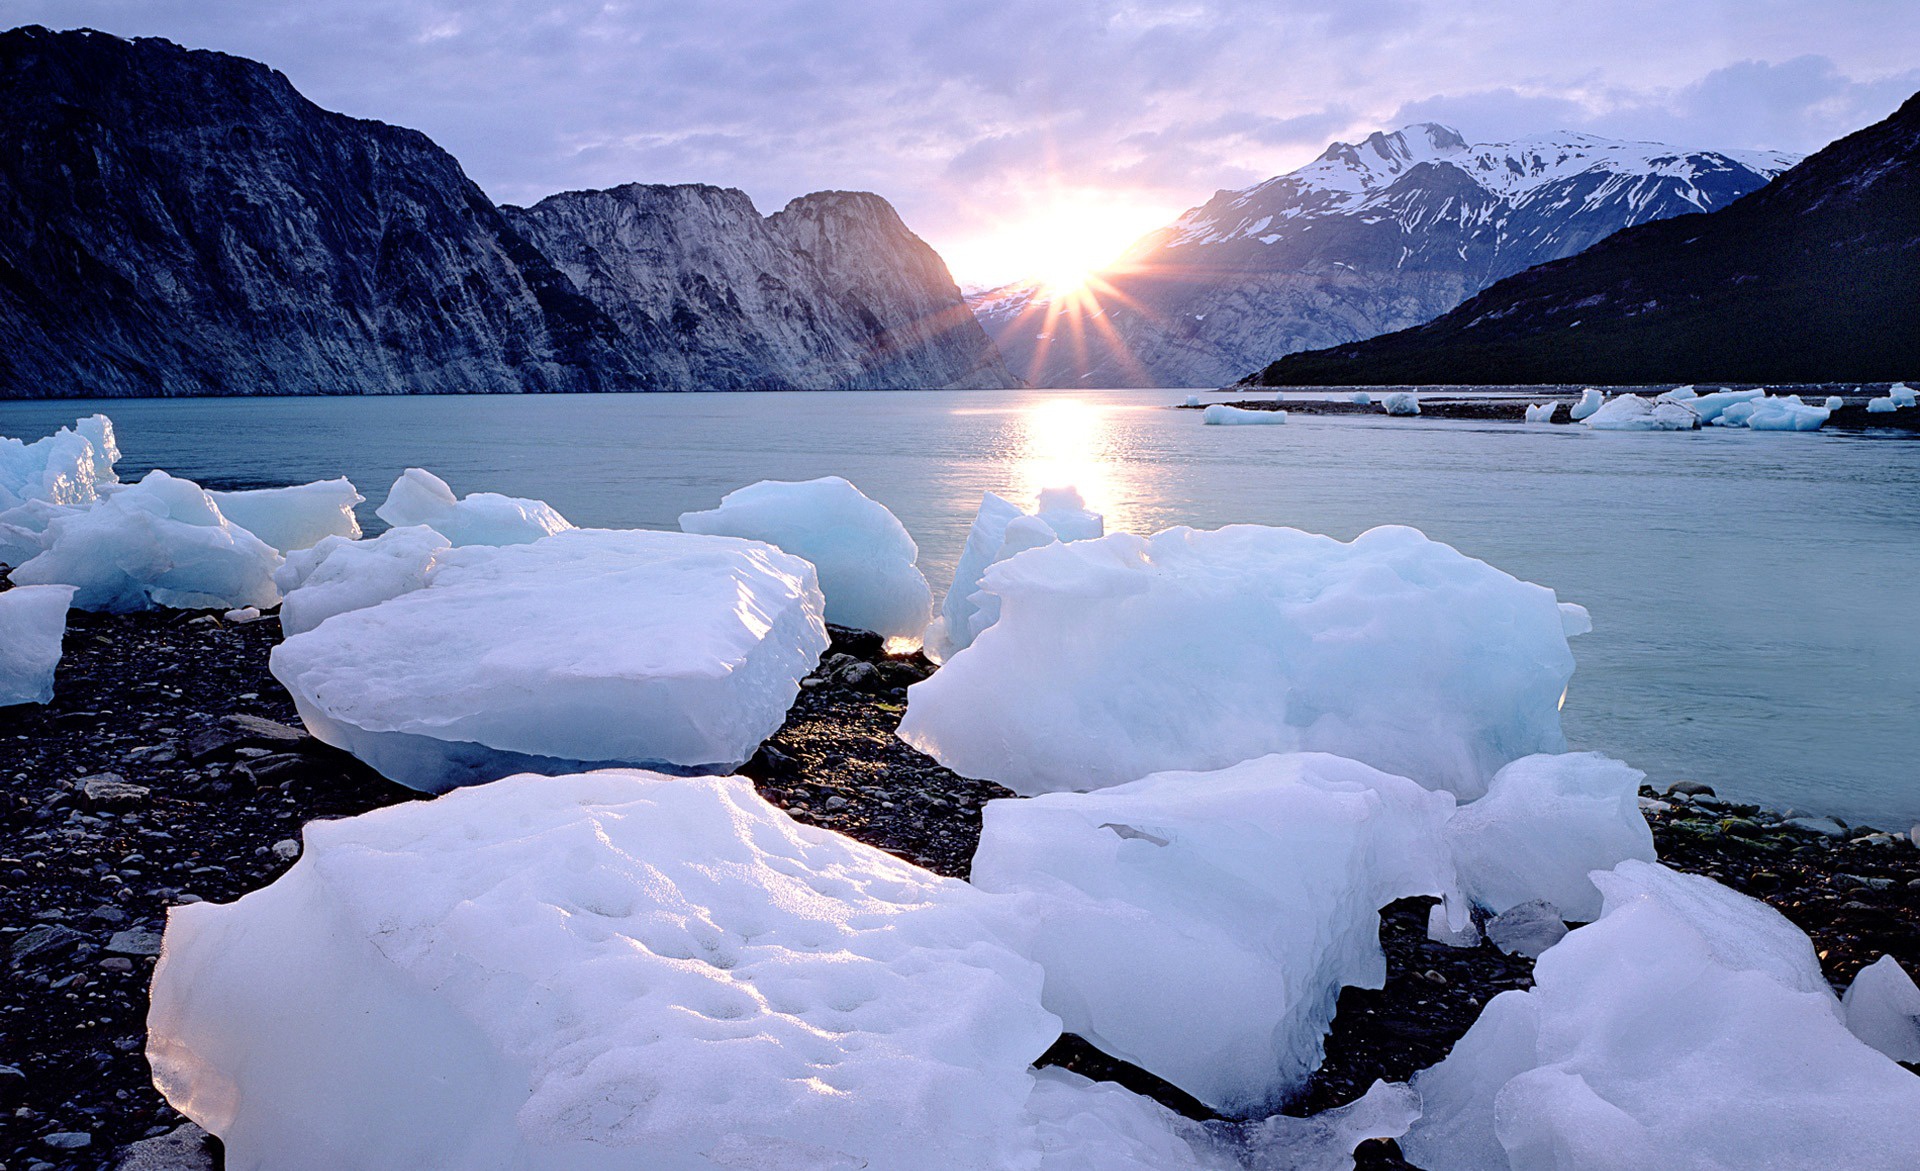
[973, 123, 1798, 387]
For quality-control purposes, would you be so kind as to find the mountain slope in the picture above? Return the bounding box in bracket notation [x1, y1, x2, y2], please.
[1253, 94, 1920, 386]
[973, 124, 1794, 388]
[0, 25, 648, 397]
[504, 186, 1012, 391]
[0, 26, 1012, 397]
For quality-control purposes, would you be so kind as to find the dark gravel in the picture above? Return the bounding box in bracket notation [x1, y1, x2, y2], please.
[2, 595, 1914, 1170]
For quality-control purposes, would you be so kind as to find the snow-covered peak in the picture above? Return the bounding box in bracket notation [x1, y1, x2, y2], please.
[1288, 123, 1473, 194]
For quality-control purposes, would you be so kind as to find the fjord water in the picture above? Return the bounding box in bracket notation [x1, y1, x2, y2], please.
[5, 389, 1915, 828]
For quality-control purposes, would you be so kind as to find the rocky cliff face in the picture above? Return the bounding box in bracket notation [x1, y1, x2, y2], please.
[503, 187, 1012, 391]
[972, 124, 1795, 387]
[1254, 95, 1920, 386]
[0, 27, 1011, 397]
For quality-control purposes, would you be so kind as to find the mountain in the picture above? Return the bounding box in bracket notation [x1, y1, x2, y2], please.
[0, 26, 1010, 397]
[972, 123, 1796, 388]
[503, 186, 1012, 392]
[1253, 94, 1920, 386]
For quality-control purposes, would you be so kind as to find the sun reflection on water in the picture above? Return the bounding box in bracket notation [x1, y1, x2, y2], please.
[1005, 397, 1145, 535]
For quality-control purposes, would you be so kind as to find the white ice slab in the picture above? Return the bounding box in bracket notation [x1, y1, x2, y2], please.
[0, 415, 120, 566]
[374, 467, 573, 547]
[924, 488, 1104, 662]
[208, 478, 363, 553]
[0, 584, 76, 705]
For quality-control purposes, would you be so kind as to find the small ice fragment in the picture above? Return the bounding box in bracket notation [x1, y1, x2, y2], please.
[1568, 388, 1604, 421]
[1524, 402, 1559, 423]
[1428, 902, 1481, 948]
[1484, 899, 1567, 957]
[222, 607, 262, 624]
[1843, 955, 1920, 1063]
[0, 584, 76, 705]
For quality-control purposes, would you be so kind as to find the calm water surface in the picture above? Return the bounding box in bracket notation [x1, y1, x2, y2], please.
[4, 389, 1916, 827]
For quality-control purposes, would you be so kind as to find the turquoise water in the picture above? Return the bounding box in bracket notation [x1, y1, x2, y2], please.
[5, 389, 1917, 828]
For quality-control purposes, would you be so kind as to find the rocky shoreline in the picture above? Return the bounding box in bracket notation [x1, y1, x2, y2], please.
[1, 594, 1915, 1170]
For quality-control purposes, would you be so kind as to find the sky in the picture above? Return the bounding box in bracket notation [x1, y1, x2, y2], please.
[5, 1, 1916, 287]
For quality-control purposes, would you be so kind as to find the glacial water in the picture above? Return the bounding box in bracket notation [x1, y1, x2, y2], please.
[5, 388, 1916, 828]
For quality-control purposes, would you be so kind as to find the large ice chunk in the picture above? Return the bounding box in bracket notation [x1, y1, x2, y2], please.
[1867, 396, 1902, 413]
[679, 476, 932, 639]
[374, 467, 573, 547]
[1580, 394, 1699, 430]
[207, 479, 363, 553]
[0, 415, 121, 566]
[923, 488, 1105, 662]
[1670, 388, 1763, 424]
[1891, 383, 1917, 407]
[1447, 752, 1656, 923]
[1381, 392, 1420, 416]
[1568, 389, 1604, 421]
[269, 528, 828, 791]
[1402, 860, 1920, 1171]
[147, 771, 1062, 1171]
[274, 525, 453, 637]
[1844, 955, 1920, 1064]
[1202, 404, 1288, 425]
[10, 470, 281, 612]
[1743, 396, 1831, 431]
[901, 524, 1577, 798]
[0, 584, 75, 706]
[973, 753, 1458, 1114]
[1523, 403, 1558, 423]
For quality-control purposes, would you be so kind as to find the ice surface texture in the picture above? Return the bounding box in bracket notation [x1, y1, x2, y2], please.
[1202, 404, 1288, 425]
[1447, 753, 1656, 923]
[11, 470, 282, 612]
[901, 524, 1578, 799]
[0, 415, 120, 566]
[679, 476, 931, 639]
[1403, 860, 1920, 1171]
[374, 467, 573, 547]
[207, 479, 363, 553]
[1844, 955, 1920, 1063]
[973, 753, 1458, 1114]
[147, 771, 1063, 1171]
[270, 528, 828, 791]
[923, 489, 1104, 662]
[0, 583, 75, 705]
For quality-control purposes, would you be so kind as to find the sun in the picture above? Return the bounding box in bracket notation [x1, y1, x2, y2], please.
[943, 190, 1172, 293]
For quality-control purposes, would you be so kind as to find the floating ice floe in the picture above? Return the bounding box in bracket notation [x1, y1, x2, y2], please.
[147, 771, 1062, 1171]
[1741, 395, 1831, 431]
[901, 524, 1582, 799]
[274, 525, 453, 637]
[1668, 387, 1762, 424]
[973, 753, 1459, 1114]
[1580, 394, 1699, 430]
[269, 528, 827, 790]
[374, 467, 573, 547]
[1402, 860, 1920, 1171]
[207, 478, 363, 553]
[1568, 389, 1604, 421]
[0, 584, 76, 705]
[1349, 392, 1372, 405]
[1381, 392, 1420, 416]
[1523, 402, 1558, 423]
[1447, 752, 1657, 923]
[1202, 404, 1287, 425]
[0, 415, 121, 566]
[1891, 383, 1917, 407]
[1184, 395, 1202, 407]
[1867, 396, 1902, 413]
[1844, 955, 1920, 1064]
[679, 476, 932, 640]
[10, 470, 282, 613]
[1825, 395, 1845, 410]
[923, 488, 1103, 663]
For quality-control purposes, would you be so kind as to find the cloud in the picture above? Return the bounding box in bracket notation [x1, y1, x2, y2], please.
[2, 0, 1916, 283]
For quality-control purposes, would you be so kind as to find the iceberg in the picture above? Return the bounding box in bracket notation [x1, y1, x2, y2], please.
[1381, 392, 1420, 416]
[1201, 404, 1287, 425]
[269, 528, 827, 791]
[679, 476, 932, 640]
[274, 525, 453, 637]
[1867, 396, 1901, 413]
[1523, 402, 1558, 423]
[1825, 395, 1845, 410]
[147, 771, 1061, 1171]
[10, 470, 282, 613]
[1844, 955, 1920, 1064]
[1744, 396, 1831, 431]
[900, 524, 1578, 799]
[1568, 389, 1604, 421]
[0, 415, 121, 566]
[1446, 752, 1656, 923]
[207, 478, 363, 553]
[1184, 395, 1202, 407]
[1402, 860, 1920, 1171]
[1673, 387, 1763, 424]
[923, 488, 1104, 662]
[1349, 392, 1372, 405]
[1580, 394, 1699, 430]
[1891, 383, 1917, 407]
[374, 467, 573, 547]
[0, 584, 75, 705]
[972, 753, 1458, 1114]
